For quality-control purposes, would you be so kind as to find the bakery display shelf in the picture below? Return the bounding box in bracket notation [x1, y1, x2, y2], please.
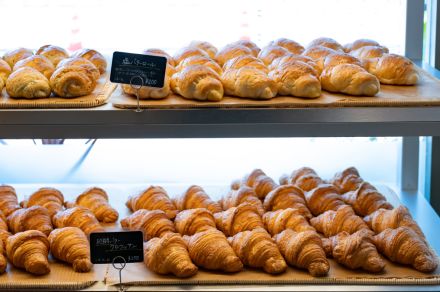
[0, 62, 439, 139]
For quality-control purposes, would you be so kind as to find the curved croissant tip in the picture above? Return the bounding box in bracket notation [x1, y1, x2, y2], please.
[366, 256, 386, 273]
[363, 83, 379, 96]
[223, 255, 243, 273]
[308, 260, 330, 277]
[407, 73, 419, 85]
[73, 258, 93, 273]
[264, 258, 287, 274]
[414, 253, 438, 273]
[28, 261, 50, 275]
[207, 90, 223, 102]
[174, 262, 198, 278]
[261, 87, 276, 99]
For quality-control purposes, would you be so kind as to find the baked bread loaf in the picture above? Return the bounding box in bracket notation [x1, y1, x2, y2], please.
[3, 48, 34, 67]
[174, 208, 217, 235]
[173, 185, 222, 214]
[189, 41, 218, 59]
[6, 230, 50, 275]
[173, 46, 209, 66]
[219, 186, 264, 215]
[50, 65, 97, 97]
[20, 187, 64, 219]
[0, 185, 21, 216]
[177, 55, 222, 75]
[7, 206, 53, 236]
[263, 208, 315, 236]
[17, 56, 55, 77]
[270, 54, 320, 74]
[214, 203, 264, 236]
[302, 45, 337, 71]
[269, 60, 321, 98]
[279, 167, 324, 192]
[331, 166, 363, 193]
[0, 59, 12, 85]
[307, 37, 344, 52]
[257, 45, 289, 65]
[6, 67, 51, 98]
[350, 45, 389, 60]
[323, 53, 363, 69]
[215, 44, 253, 66]
[144, 232, 198, 278]
[263, 185, 312, 219]
[269, 38, 305, 55]
[57, 57, 100, 80]
[365, 53, 419, 85]
[223, 55, 268, 73]
[36, 45, 69, 66]
[344, 39, 388, 53]
[232, 169, 278, 199]
[222, 67, 277, 99]
[228, 228, 287, 274]
[71, 48, 107, 74]
[48, 227, 92, 272]
[121, 209, 175, 241]
[143, 48, 175, 67]
[273, 229, 330, 276]
[126, 186, 178, 219]
[305, 184, 346, 216]
[229, 40, 260, 57]
[53, 206, 104, 236]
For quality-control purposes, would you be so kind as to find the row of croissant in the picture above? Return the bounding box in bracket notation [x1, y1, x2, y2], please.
[122, 38, 419, 101]
[0, 46, 107, 98]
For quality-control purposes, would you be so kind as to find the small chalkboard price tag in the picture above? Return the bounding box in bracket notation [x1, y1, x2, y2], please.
[110, 51, 167, 88]
[89, 231, 144, 264]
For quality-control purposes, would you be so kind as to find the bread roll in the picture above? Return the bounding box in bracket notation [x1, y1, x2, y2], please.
[171, 65, 223, 101]
[366, 54, 419, 85]
[215, 44, 253, 66]
[177, 55, 222, 75]
[229, 40, 260, 57]
[13, 55, 55, 79]
[270, 54, 320, 74]
[350, 46, 387, 60]
[189, 41, 218, 59]
[6, 67, 51, 98]
[36, 45, 69, 66]
[50, 65, 97, 97]
[143, 48, 175, 67]
[269, 38, 304, 55]
[307, 37, 344, 52]
[221, 67, 277, 99]
[0, 78, 4, 93]
[3, 48, 34, 68]
[223, 55, 268, 73]
[122, 72, 170, 99]
[302, 46, 338, 72]
[258, 45, 289, 66]
[344, 39, 388, 53]
[57, 57, 100, 80]
[173, 47, 209, 66]
[71, 49, 107, 74]
[269, 61, 321, 98]
[323, 53, 363, 69]
[0, 59, 11, 85]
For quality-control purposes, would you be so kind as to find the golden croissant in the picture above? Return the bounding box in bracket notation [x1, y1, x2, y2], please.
[177, 55, 222, 75]
[235, 169, 278, 199]
[144, 232, 198, 278]
[279, 167, 323, 192]
[120, 209, 175, 241]
[66, 187, 118, 223]
[302, 46, 338, 71]
[270, 54, 320, 74]
[0, 59, 11, 85]
[215, 44, 253, 66]
[188, 40, 218, 59]
[373, 227, 437, 273]
[126, 186, 178, 219]
[183, 229, 243, 272]
[229, 40, 261, 57]
[305, 184, 346, 216]
[222, 55, 268, 73]
[322, 229, 385, 273]
[6, 230, 50, 275]
[21, 187, 64, 219]
[7, 206, 53, 236]
[364, 205, 425, 239]
[273, 229, 329, 276]
[258, 45, 290, 66]
[71, 48, 107, 74]
[6, 67, 51, 98]
[350, 45, 389, 61]
[331, 167, 363, 193]
[269, 38, 305, 55]
[174, 208, 216, 235]
[263, 208, 315, 236]
[228, 228, 287, 274]
[344, 39, 388, 53]
[53, 207, 104, 236]
[3, 48, 34, 68]
[13, 55, 55, 79]
[50, 65, 97, 98]
[263, 185, 312, 219]
[143, 48, 176, 67]
[36, 45, 69, 66]
[323, 53, 363, 69]
[0, 185, 20, 216]
[214, 203, 264, 237]
[308, 37, 344, 52]
[57, 57, 100, 81]
[173, 185, 222, 214]
[48, 227, 92, 272]
[0, 211, 7, 232]
[0, 230, 10, 274]
[173, 46, 209, 66]
[219, 186, 264, 215]
[341, 182, 393, 216]
[310, 205, 371, 237]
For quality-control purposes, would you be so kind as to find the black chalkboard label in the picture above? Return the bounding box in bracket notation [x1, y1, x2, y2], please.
[110, 51, 167, 88]
[90, 231, 144, 264]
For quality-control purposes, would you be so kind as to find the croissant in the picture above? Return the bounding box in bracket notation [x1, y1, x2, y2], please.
[48, 227, 92, 272]
[307, 37, 344, 52]
[350, 45, 389, 60]
[122, 75, 171, 100]
[0, 185, 20, 216]
[221, 67, 277, 99]
[121, 209, 175, 241]
[373, 227, 437, 272]
[229, 40, 261, 57]
[215, 44, 253, 66]
[323, 53, 363, 69]
[364, 54, 419, 85]
[53, 207, 104, 236]
[71, 48, 107, 74]
[6, 67, 51, 98]
[3, 48, 34, 67]
[228, 228, 287, 274]
[270, 54, 320, 74]
[341, 182, 393, 216]
[305, 184, 346, 216]
[173, 185, 222, 214]
[57, 57, 100, 81]
[21, 187, 64, 219]
[0, 59, 11, 84]
[174, 208, 217, 235]
[50, 65, 97, 97]
[219, 186, 264, 215]
[66, 187, 118, 223]
[273, 229, 329, 276]
[344, 39, 388, 53]
[280, 167, 324, 192]
[7, 206, 53, 236]
[257, 45, 290, 66]
[173, 46, 209, 66]
[13, 55, 55, 79]
[263, 185, 312, 219]
[234, 169, 278, 199]
[143, 48, 176, 67]
[223, 55, 268, 73]
[188, 41, 218, 59]
[0, 78, 4, 93]
[214, 203, 264, 237]
[144, 232, 198, 278]
[171, 65, 223, 101]
[322, 229, 385, 273]
[0, 211, 7, 232]
[331, 166, 363, 193]
[126, 186, 178, 219]
[36, 45, 69, 66]
[364, 205, 425, 239]
[263, 208, 315, 236]
[177, 55, 222, 75]
[310, 205, 371, 237]
[320, 64, 380, 96]
[269, 38, 305, 55]
[0, 235, 7, 274]
[302, 46, 337, 71]
[183, 229, 243, 272]
[6, 230, 50, 275]
[269, 60, 321, 98]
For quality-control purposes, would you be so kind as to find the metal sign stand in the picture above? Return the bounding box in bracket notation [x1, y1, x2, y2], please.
[129, 76, 144, 113]
[112, 256, 127, 292]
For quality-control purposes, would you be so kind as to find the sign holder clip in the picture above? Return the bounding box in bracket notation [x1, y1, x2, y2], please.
[130, 75, 144, 113]
[112, 256, 127, 292]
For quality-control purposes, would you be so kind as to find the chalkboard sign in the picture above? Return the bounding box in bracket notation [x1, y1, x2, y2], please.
[110, 51, 167, 88]
[90, 231, 144, 264]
